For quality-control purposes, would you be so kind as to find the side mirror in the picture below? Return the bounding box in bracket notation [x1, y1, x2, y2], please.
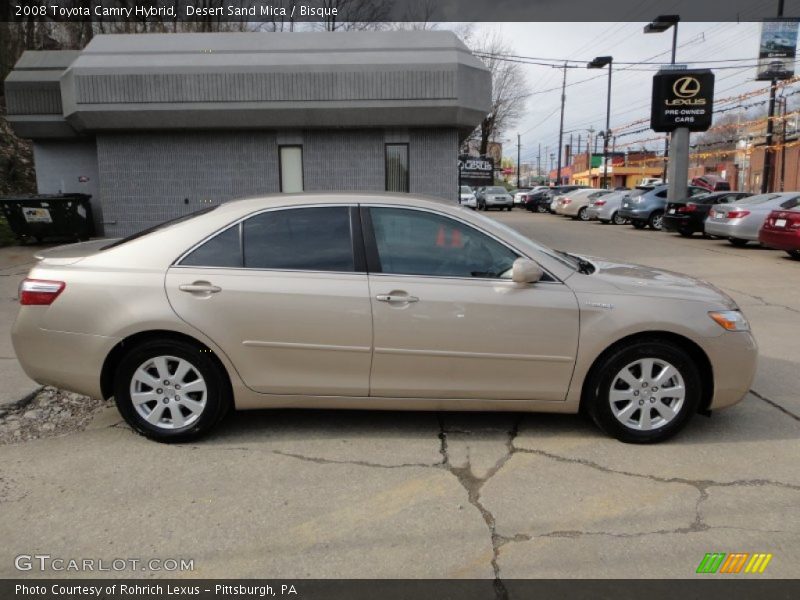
[511, 258, 544, 284]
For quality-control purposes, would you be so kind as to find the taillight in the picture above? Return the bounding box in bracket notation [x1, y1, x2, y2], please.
[727, 210, 750, 219]
[594, 200, 607, 206]
[563, 198, 572, 204]
[19, 279, 65, 306]
[677, 203, 698, 213]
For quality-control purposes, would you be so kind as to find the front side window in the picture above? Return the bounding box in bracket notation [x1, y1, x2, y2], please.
[369, 207, 518, 279]
[385, 144, 409, 193]
[244, 207, 354, 271]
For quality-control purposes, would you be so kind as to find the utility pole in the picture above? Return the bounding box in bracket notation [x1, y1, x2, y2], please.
[537, 142, 541, 180]
[516, 133, 521, 188]
[556, 63, 568, 185]
[780, 95, 787, 191]
[577, 134, 582, 155]
[762, 0, 785, 193]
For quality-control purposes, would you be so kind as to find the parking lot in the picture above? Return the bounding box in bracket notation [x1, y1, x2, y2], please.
[0, 209, 798, 581]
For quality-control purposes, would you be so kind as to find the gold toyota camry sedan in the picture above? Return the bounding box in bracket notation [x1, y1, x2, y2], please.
[12, 193, 757, 444]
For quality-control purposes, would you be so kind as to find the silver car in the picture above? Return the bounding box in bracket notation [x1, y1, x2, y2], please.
[477, 186, 513, 211]
[587, 191, 630, 224]
[704, 192, 800, 246]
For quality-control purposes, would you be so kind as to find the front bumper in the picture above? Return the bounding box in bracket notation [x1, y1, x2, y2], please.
[703, 330, 758, 410]
[459, 197, 477, 208]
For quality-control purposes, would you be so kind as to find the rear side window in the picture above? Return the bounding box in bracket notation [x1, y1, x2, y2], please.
[243, 206, 354, 271]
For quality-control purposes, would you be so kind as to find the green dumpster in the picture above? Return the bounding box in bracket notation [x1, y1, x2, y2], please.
[0, 194, 94, 244]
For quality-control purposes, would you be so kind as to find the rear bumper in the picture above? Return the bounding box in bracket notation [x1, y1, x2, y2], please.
[759, 228, 800, 251]
[618, 207, 649, 220]
[662, 214, 702, 232]
[11, 308, 116, 399]
[704, 219, 751, 239]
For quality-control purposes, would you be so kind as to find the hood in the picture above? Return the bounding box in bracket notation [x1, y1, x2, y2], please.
[582, 257, 738, 308]
[34, 239, 118, 266]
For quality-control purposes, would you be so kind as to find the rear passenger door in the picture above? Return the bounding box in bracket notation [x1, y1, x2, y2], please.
[165, 205, 373, 397]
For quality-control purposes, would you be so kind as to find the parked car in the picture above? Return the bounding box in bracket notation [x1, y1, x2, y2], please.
[476, 186, 513, 211]
[586, 190, 631, 225]
[555, 189, 613, 221]
[691, 175, 731, 193]
[619, 184, 708, 230]
[515, 186, 547, 206]
[459, 185, 477, 209]
[759, 207, 800, 259]
[12, 193, 757, 444]
[705, 192, 800, 246]
[663, 192, 752, 237]
[523, 185, 587, 213]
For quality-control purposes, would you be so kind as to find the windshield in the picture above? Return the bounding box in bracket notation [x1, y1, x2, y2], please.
[460, 186, 473, 193]
[102, 206, 218, 250]
[485, 187, 507, 193]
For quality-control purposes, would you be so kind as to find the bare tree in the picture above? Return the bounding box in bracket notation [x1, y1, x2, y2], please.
[463, 29, 531, 156]
[314, 0, 390, 31]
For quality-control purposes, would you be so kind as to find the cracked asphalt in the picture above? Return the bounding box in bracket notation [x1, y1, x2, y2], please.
[1, 211, 798, 584]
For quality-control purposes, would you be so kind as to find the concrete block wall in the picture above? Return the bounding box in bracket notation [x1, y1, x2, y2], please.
[95, 128, 458, 237]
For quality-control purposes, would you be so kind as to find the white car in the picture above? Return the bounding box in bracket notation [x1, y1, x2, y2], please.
[459, 186, 477, 208]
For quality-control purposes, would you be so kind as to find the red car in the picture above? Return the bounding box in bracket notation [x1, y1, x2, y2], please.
[759, 208, 800, 259]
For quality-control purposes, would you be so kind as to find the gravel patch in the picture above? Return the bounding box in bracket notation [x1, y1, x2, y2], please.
[0, 386, 112, 445]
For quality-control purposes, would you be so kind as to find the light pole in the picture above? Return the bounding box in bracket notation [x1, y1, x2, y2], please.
[645, 15, 680, 183]
[588, 56, 613, 189]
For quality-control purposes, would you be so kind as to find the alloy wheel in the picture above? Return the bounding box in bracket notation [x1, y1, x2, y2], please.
[130, 355, 207, 430]
[612, 212, 626, 225]
[608, 358, 685, 431]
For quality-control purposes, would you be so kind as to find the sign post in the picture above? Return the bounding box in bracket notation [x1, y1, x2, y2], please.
[651, 68, 715, 203]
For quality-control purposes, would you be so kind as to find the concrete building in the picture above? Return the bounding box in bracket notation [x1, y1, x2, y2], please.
[5, 31, 491, 237]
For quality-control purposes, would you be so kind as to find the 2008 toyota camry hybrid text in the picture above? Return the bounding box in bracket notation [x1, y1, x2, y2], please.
[12, 193, 758, 444]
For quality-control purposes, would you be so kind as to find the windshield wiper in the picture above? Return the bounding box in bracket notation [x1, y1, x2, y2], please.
[564, 252, 595, 274]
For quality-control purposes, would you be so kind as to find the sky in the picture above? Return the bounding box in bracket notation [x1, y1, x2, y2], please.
[462, 19, 774, 167]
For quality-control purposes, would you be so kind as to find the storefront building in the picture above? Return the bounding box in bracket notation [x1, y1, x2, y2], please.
[5, 31, 491, 237]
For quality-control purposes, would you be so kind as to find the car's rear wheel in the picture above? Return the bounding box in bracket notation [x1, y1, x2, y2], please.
[728, 238, 748, 247]
[787, 249, 800, 260]
[536, 204, 549, 213]
[114, 339, 231, 443]
[631, 220, 647, 229]
[586, 339, 701, 443]
[577, 207, 590, 221]
[611, 212, 627, 225]
[649, 211, 664, 230]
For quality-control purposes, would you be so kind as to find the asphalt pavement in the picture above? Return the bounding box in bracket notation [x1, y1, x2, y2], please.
[0, 212, 798, 581]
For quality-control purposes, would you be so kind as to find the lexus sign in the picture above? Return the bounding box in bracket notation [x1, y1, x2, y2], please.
[651, 69, 715, 132]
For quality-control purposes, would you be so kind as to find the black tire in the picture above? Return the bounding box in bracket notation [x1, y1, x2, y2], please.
[585, 339, 702, 444]
[648, 211, 664, 230]
[536, 204, 549, 214]
[612, 212, 627, 226]
[114, 338, 231, 443]
[728, 238, 748, 247]
[788, 249, 800, 260]
[577, 207, 590, 221]
[631, 220, 647, 229]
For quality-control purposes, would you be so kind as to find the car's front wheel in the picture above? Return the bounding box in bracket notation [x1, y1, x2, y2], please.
[114, 339, 231, 443]
[586, 339, 701, 443]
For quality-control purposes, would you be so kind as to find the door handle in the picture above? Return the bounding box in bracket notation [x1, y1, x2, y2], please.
[376, 293, 419, 303]
[179, 282, 221, 294]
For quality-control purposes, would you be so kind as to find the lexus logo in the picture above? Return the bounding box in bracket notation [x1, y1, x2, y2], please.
[673, 76, 701, 98]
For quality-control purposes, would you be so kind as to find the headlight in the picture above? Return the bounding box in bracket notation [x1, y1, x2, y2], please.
[708, 310, 750, 332]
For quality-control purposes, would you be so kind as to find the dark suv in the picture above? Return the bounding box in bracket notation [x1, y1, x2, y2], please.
[619, 184, 707, 230]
